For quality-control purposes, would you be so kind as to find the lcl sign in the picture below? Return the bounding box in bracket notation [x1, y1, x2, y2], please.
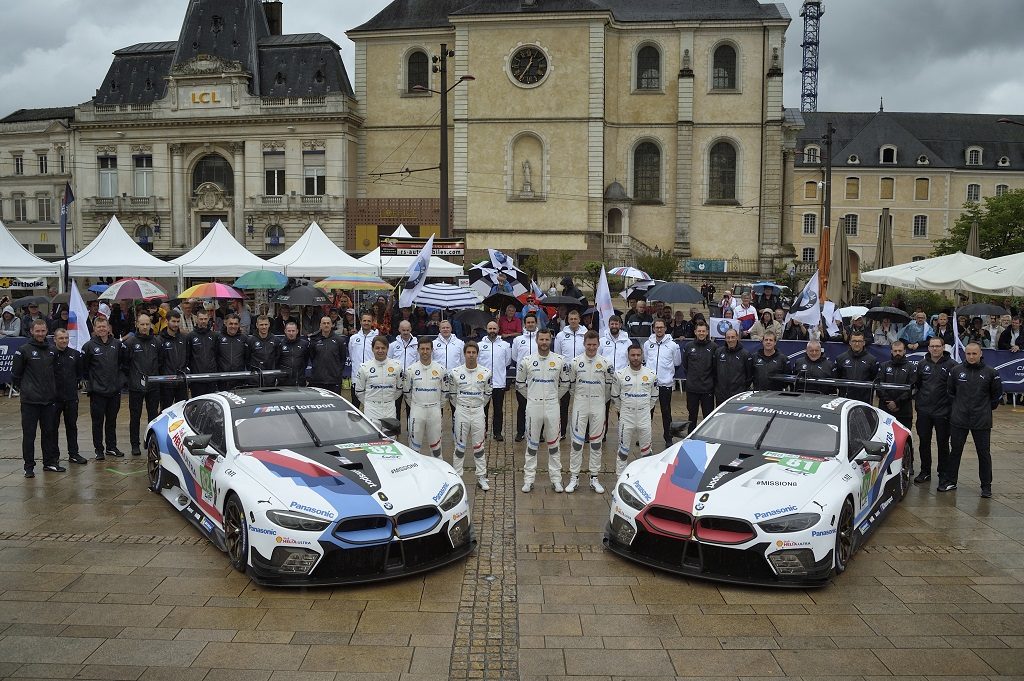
[187, 88, 228, 107]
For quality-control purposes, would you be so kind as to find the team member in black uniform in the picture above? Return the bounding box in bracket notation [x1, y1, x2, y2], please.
[713, 328, 751, 405]
[912, 336, 956, 484]
[751, 330, 790, 390]
[158, 311, 189, 409]
[834, 331, 878, 403]
[247, 314, 281, 374]
[217, 313, 250, 389]
[122, 314, 162, 456]
[681, 321, 716, 433]
[877, 340, 914, 429]
[278, 321, 309, 386]
[791, 340, 835, 392]
[82, 316, 126, 459]
[944, 342, 1002, 497]
[308, 316, 347, 392]
[12, 319, 59, 476]
[52, 328, 86, 465]
[186, 310, 219, 396]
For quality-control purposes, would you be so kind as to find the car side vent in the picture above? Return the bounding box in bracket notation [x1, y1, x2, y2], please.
[335, 458, 364, 470]
[719, 453, 754, 472]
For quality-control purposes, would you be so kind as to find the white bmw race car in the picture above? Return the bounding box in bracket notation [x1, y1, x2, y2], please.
[145, 385, 474, 585]
[605, 391, 913, 586]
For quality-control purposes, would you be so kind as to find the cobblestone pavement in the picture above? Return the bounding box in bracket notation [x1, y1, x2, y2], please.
[0, 391, 1023, 681]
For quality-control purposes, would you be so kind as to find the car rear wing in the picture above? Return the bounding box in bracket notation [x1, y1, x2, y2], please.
[145, 369, 287, 391]
[776, 374, 912, 401]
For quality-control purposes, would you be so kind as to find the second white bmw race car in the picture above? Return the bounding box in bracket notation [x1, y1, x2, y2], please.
[605, 391, 913, 586]
[145, 385, 474, 585]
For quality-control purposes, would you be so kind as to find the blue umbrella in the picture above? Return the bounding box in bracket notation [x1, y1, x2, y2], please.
[88, 284, 110, 294]
[751, 281, 783, 293]
[234, 270, 288, 290]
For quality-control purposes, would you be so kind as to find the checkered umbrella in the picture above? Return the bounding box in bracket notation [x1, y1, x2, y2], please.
[413, 283, 481, 310]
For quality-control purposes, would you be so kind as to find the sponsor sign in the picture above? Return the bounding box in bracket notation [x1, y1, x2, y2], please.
[0, 337, 27, 384]
[756, 480, 798, 487]
[0, 278, 47, 289]
[379, 236, 466, 257]
[289, 500, 336, 519]
[754, 504, 798, 520]
[253, 403, 333, 414]
[811, 528, 836, 537]
[249, 524, 276, 536]
[737, 405, 822, 420]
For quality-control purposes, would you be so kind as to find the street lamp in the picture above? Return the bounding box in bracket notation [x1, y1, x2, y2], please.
[246, 216, 254, 237]
[411, 44, 474, 239]
[153, 215, 161, 236]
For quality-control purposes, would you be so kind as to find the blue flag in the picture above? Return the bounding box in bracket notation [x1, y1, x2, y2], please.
[60, 182, 75, 258]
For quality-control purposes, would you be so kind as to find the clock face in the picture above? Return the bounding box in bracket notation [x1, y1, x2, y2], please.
[510, 47, 548, 85]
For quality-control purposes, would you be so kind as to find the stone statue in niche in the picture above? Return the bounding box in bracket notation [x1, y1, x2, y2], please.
[520, 159, 534, 198]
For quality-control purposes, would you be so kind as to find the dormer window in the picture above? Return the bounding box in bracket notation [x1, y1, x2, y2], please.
[275, 72, 286, 85]
[847, 154, 860, 165]
[917, 155, 930, 165]
[966, 146, 983, 166]
[998, 156, 1010, 167]
[212, 15, 224, 33]
[804, 145, 820, 164]
[880, 145, 897, 164]
[314, 70, 325, 85]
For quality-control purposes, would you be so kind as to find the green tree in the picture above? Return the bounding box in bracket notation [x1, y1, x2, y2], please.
[933, 188, 1024, 259]
[579, 262, 625, 295]
[521, 251, 573, 288]
[636, 253, 679, 281]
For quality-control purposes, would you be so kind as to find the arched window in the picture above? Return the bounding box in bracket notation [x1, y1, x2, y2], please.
[966, 147, 983, 166]
[135, 224, 154, 251]
[607, 208, 622, 234]
[803, 145, 820, 164]
[966, 183, 981, 202]
[192, 154, 233, 194]
[265, 224, 286, 251]
[712, 44, 737, 89]
[636, 45, 660, 90]
[996, 183, 1009, 197]
[880, 146, 897, 164]
[407, 51, 429, 93]
[633, 142, 661, 201]
[804, 181, 818, 199]
[708, 141, 737, 201]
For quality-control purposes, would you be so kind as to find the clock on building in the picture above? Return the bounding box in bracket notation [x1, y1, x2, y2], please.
[509, 46, 548, 85]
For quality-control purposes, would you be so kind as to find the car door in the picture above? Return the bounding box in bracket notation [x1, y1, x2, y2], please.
[846, 406, 881, 511]
[195, 400, 227, 509]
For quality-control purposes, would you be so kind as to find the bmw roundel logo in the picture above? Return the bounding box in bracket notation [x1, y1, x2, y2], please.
[370, 367, 376, 373]
[695, 503, 705, 511]
[415, 370, 421, 376]
[533, 361, 538, 366]
[716, 320, 732, 336]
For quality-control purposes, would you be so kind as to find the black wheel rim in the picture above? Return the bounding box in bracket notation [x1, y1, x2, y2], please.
[225, 502, 244, 565]
[900, 445, 912, 496]
[147, 440, 160, 488]
[837, 503, 854, 567]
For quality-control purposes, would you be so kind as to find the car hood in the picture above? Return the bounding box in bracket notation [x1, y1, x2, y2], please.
[234, 439, 457, 521]
[621, 439, 841, 520]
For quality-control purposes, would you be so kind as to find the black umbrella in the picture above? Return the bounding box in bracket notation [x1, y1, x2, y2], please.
[483, 292, 523, 311]
[51, 291, 98, 305]
[957, 303, 1009, 317]
[643, 282, 703, 304]
[453, 308, 494, 330]
[865, 306, 910, 323]
[11, 296, 50, 309]
[273, 285, 331, 307]
[542, 294, 586, 308]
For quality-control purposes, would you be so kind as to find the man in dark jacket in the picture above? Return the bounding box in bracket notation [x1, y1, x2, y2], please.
[12, 318, 59, 476]
[713, 328, 750, 405]
[625, 300, 654, 339]
[82, 316, 126, 460]
[187, 310, 219, 396]
[751, 331, 790, 390]
[270, 305, 296, 335]
[308, 316, 347, 392]
[217, 314, 250, 389]
[913, 337, 956, 484]
[52, 328, 86, 466]
[159, 311, 189, 409]
[682, 321, 716, 432]
[834, 331, 878, 403]
[877, 340, 914, 431]
[997, 315, 1021, 351]
[247, 314, 281, 373]
[944, 342, 1002, 497]
[122, 314, 162, 456]
[278, 321, 309, 387]
[792, 340, 834, 392]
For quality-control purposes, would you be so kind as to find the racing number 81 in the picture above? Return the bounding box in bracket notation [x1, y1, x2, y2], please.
[782, 458, 819, 473]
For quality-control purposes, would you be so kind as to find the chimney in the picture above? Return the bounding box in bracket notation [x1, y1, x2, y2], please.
[263, 1, 283, 36]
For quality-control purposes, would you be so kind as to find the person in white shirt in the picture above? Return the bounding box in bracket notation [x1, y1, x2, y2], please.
[388, 320, 418, 429]
[477, 321, 513, 440]
[432, 320, 465, 370]
[612, 344, 659, 476]
[403, 338, 447, 458]
[643, 319, 682, 447]
[567, 331, 613, 493]
[448, 342, 493, 490]
[348, 312, 379, 408]
[516, 328, 570, 492]
[354, 336, 403, 426]
[511, 313, 539, 441]
[600, 315, 632, 374]
[554, 309, 587, 439]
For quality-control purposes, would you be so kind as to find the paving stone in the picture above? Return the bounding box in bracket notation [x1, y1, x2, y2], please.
[565, 648, 676, 677]
[0, 635, 104, 664]
[976, 649, 1024, 675]
[875, 648, 996, 675]
[301, 644, 412, 673]
[772, 649, 889, 676]
[257, 607, 359, 632]
[194, 642, 309, 671]
[82, 639, 206, 667]
[669, 649, 784, 676]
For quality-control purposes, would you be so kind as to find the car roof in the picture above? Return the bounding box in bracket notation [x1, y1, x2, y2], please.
[726, 391, 850, 419]
[215, 386, 344, 409]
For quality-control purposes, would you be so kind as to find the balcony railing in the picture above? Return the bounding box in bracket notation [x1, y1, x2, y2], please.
[260, 96, 327, 108]
[249, 194, 339, 211]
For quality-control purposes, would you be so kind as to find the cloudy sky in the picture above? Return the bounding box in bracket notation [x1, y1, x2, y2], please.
[2, 0, 1022, 118]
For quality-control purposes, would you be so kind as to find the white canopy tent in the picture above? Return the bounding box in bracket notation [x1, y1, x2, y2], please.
[358, 225, 464, 278]
[860, 251, 986, 288]
[919, 251, 1024, 296]
[66, 216, 179, 279]
[268, 222, 377, 277]
[172, 220, 280, 288]
[0, 220, 61, 279]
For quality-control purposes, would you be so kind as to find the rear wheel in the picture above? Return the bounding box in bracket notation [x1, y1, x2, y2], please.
[898, 441, 913, 499]
[223, 494, 248, 573]
[834, 498, 855, 575]
[146, 436, 163, 493]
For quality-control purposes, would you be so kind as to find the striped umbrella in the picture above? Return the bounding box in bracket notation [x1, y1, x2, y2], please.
[233, 270, 288, 290]
[97, 278, 168, 302]
[315, 274, 392, 291]
[413, 283, 480, 310]
[178, 282, 244, 300]
[608, 266, 651, 280]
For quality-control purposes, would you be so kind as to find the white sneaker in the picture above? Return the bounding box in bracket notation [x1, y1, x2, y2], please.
[551, 480, 564, 493]
[522, 481, 533, 493]
[477, 477, 490, 491]
[590, 476, 605, 494]
[565, 475, 579, 494]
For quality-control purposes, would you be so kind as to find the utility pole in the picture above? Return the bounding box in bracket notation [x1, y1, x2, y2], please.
[435, 44, 455, 238]
[819, 121, 835, 298]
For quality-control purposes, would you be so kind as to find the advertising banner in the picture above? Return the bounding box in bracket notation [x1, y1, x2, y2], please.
[0, 337, 28, 385]
[379, 237, 465, 257]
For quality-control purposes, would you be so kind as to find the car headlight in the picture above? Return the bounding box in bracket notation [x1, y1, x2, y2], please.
[439, 484, 465, 512]
[757, 513, 821, 533]
[617, 484, 647, 512]
[265, 509, 331, 532]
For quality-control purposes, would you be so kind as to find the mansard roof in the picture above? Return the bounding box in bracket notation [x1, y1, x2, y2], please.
[1, 107, 76, 123]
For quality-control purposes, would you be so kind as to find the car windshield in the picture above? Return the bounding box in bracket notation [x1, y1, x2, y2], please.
[693, 408, 839, 456]
[233, 404, 380, 450]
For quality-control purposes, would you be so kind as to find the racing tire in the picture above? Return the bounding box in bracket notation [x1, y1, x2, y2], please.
[146, 436, 164, 493]
[223, 494, 249, 574]
[898, 441, 913, 500]
[834, 497, 855, 575]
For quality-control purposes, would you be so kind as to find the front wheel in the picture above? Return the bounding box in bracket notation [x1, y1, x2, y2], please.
[146, 436, 164, 493]
[898, 442, 913, 499]
[834, 498, 855, 575]
[223, 494, 248, 573]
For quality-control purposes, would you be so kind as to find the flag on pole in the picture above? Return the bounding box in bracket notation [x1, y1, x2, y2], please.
[595, 265, 615, 337]
[67, 281, 89, 352]
[399, 234, 434, 308]
[786, 270, 822, 328]
[60, 182, 74, 259]
[952, 306, 965, 361]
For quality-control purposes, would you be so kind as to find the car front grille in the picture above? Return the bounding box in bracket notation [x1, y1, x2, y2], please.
[694, 517, 757, 544]
[642, 506, 693, 539]
[395, 506, 442, 538]
[315, 522, 455, 578]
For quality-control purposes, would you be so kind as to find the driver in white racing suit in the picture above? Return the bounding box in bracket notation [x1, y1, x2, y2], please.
[448, 341, 493, 491]
[612, 343, 659, 476]
[353, 336, 403, 426]
[403, 337, 447, 458]
[567, 330, 613, 494]
[516, 328, 571, 493]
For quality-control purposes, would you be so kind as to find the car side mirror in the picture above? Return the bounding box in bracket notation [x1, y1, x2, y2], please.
[183, 434, 212, 455]
[669, 421, 691, 438]
[378, 417, 401, 437]
[855, 441, 887, 463]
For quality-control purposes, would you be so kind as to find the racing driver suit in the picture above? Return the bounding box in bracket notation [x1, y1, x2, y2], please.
[354, 357, 403, 426]
[448, 364, 493, 477]
[611, 364, 659, 476]
[516, 351, 570, 489]
[568, 352, 613, 483]
[403, 360, 447, 458]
